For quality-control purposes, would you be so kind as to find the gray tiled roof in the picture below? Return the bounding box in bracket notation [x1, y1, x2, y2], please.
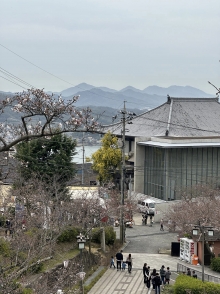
[101, 97, 220, 138]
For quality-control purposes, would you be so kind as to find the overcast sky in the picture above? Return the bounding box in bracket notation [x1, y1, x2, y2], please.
[0, 0, 219, 94]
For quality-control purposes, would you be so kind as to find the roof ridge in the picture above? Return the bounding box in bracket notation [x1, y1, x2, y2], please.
[170, 97, 218, 102]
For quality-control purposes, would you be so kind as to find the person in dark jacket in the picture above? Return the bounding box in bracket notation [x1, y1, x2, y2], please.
[154, 273, 162, 294]
[187, 268, 191, 276]
[160, 265, 166, 285]
[116, 250, 123, 271]
[151, 268, 157, 290]
[143, 263, 149, 287]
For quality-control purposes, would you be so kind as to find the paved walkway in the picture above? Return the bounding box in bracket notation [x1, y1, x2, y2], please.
[88, 268, 158, 294]
[88, 253, 178, 294]
[88, 214, 220, 293]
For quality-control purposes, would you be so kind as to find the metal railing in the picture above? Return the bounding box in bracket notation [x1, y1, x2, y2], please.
[177, 263, 220, 283]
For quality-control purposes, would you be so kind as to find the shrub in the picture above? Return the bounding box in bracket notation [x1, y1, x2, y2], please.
[0, 238, 11, 257]
[210, 257, 220, 273]
[174, 274, 220, 294]
[91, 226, 116, 245]
[57, 227, 79, 243]
[91, 228, 101, 244]
[105, 226, 116, 245]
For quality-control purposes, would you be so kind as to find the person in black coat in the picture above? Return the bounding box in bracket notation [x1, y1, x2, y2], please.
[151, 268, 157, 290]
[143, 263, 150, 288]
[115, 250, 123, 271]
[154, 273, 162, 294]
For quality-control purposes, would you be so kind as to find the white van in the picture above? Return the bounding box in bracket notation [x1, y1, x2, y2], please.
[138, 199, 155, 215]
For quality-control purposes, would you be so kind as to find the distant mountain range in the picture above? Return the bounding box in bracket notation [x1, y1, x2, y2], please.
[46, 83, 214, 110]
[0, 84, 214, 125]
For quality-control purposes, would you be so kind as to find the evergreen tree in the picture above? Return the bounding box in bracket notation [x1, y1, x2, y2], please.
[15, 133, 77, 200]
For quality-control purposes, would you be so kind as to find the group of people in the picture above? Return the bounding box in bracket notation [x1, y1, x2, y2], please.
[184, 267, 197, 278]
[110, 250, 133, 273]
[143, 264, 171, 294]
[142, 213, 153, 226]
[111, 251, 172, 293]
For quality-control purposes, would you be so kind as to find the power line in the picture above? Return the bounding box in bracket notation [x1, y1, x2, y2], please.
[1, 44, 220, 137]
[0, 43, 131, 106]
[0, 67, 34, 88]
[0, 76, 27, 90]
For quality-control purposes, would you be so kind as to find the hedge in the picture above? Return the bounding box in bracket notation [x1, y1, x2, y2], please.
[174, 274, 220, 294]
[210, 257, 220, 273]
[57, 227, 79, 243]
[91, 226, 116, 246]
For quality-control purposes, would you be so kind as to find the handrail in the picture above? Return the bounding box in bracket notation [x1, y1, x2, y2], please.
[177, 263, 220, 283]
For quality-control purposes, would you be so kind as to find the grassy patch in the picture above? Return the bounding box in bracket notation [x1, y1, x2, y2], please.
[162, 285, 174, 294]
[42, 248, 79, 271]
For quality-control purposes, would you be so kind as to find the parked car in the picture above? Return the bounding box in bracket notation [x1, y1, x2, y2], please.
[138, 199, 155, 215]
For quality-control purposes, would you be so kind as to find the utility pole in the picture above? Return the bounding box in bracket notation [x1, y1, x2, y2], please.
[192, 223, 214, 282]
[120, 101, 126, 244]
[82, 133, 85, 185]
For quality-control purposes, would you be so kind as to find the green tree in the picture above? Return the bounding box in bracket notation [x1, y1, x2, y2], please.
[91, 132, 122, 184]
[15, 133, 77, 200]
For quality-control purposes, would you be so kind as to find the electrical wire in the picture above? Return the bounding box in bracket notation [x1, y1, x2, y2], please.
[0, 43, 132, 106]
[2, 43, 218, 135]
[0, 67, 34, 89]
[0, 76, 27, 90]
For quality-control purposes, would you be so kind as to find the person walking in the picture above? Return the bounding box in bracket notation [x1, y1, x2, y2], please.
[160, 265, 166, 285]
[160, 219, 164, 231]
[154, 273, 162, 294]
[126, 253, 132, 273]
[165, 267, 171, 284]
[144, 213, 148, 225]
[149, 215, 153, 227]
[110, 256, 116, 268]
[116, 250, 123, 271]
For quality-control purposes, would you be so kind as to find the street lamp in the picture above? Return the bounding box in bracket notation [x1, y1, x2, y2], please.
[77, 233, 86, 294]
[192, 224, 214, 282]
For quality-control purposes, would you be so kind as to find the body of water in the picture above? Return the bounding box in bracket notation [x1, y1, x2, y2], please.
[73, 145, 100, 164]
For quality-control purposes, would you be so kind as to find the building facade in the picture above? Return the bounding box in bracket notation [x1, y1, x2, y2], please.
[103, 97, 220, 200]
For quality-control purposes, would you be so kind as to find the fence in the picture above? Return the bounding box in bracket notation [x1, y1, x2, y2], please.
[177, 263, 220, 283]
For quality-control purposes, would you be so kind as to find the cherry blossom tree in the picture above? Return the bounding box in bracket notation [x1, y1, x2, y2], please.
[0, 88, 99, 153]
[164, 184, 220, 236]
